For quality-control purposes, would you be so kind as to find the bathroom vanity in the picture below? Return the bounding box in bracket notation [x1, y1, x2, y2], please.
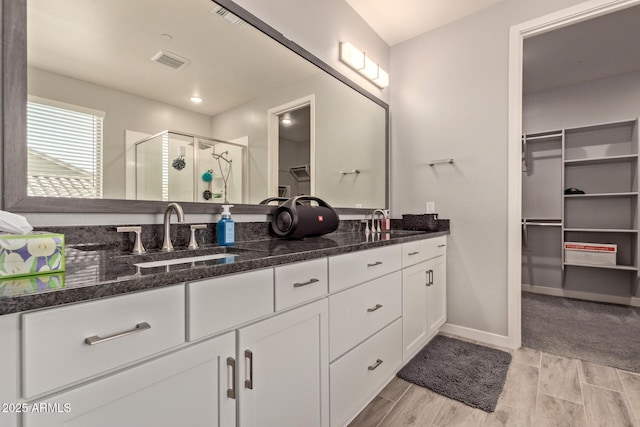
[0, 229, 448, 427]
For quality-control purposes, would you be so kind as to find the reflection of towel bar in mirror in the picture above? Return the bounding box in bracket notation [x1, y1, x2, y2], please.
[429, 159, 454, 166]
[340, 169, 361, 174]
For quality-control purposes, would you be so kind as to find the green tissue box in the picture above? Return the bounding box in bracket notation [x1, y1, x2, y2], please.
[0, 232, 65, 278]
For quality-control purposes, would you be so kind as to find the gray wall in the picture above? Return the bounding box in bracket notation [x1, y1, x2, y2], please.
[524, 71, 640, 133]
[390, 0, 586, 337]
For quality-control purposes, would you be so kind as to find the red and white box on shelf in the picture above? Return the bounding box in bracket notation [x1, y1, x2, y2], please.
[564, 242, 617, 266]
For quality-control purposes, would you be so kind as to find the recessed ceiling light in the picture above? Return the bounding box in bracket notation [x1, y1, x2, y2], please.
[190, 96, 203, 103]
[281, 118, 292, 125]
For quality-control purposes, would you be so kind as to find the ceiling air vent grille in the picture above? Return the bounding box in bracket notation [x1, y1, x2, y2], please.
[150, 51, 190, 70]
[210, 5, 247, 28]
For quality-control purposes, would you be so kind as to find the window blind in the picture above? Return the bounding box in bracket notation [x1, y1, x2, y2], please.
[27, 101, 104, 198]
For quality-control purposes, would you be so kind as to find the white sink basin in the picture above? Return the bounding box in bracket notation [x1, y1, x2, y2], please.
[134, 253, 237, 268]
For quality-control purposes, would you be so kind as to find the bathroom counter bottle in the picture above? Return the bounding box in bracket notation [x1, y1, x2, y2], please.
[217, 205, 235, 246]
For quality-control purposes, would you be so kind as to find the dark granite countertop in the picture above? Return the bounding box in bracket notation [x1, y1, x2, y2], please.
[0, 229, 449, 315]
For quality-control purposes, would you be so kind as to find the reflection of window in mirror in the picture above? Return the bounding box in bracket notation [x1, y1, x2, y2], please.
[27, 96, 104, 199]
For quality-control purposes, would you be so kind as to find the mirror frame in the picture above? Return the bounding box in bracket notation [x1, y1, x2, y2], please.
[2, 0, 389, 214]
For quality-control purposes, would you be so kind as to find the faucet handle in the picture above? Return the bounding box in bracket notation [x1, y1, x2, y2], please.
[117, 226, 146, 255]
[188, 224, 208, 250]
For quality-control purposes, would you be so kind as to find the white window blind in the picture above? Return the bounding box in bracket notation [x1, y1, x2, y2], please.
[27, 100, 104, 198]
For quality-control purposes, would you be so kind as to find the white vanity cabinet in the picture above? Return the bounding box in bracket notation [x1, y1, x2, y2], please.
[23, 332, 236, 427]
[327, 245, 404, 427]
[2, 234, 447, 427]
[402, 236, 447, 361]
[0, 314, 19, 427]
[187, 260, 329, 427]
[236, 299, 329, 427]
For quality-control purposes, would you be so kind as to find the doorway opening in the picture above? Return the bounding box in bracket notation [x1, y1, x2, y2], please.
[507, 0, 640, 348]
[267, 95, 316, 199]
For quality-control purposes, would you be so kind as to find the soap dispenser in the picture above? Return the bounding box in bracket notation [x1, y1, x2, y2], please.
[217, 205, 235, 246]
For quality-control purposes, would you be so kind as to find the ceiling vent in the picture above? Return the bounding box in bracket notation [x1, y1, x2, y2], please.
[150, 51, 190, 70]
[210, 5, 247, 28]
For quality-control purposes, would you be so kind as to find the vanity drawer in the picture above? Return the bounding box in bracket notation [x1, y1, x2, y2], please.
[22, 285, 185, 398]
[274, 258, 328, 311]
[328, 245, 401, 292]
[330, 318, 402, 427]
[402, 241, 427, 266]
[329, 271, 401, 361]
[421, 236, 447, 260]
[187, 268, 274, 341]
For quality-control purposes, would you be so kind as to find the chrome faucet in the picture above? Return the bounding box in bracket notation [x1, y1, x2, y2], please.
[162, 202, 186, 252]
[370, 209, 389, 233]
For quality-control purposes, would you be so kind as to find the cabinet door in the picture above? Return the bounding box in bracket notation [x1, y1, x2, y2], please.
[427, 255, 447, 337]
[402, 262, 429, 361]
[23, 332, 236, 427]
[237, 300, 329, 427]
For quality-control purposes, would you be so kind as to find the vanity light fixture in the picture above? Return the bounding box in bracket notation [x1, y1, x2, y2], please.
[339, 42, 389, 88]
[190, 96, 203, 103]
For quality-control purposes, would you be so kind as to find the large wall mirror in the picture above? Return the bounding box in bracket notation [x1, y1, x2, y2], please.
[2, 0, 389, 214]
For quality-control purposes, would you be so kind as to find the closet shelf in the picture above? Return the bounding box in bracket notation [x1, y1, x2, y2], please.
[564, 154, 638, 166]
[564, 228, 638, 233]
[564, 192, 638, 198]
[564, 262, 638, 272]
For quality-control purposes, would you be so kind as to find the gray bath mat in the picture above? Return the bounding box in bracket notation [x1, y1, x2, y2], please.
[397, 335, 511, 412]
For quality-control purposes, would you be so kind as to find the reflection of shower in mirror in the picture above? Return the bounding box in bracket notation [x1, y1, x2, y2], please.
[211, 149, 232, 204]
[133, 130, 247, 203]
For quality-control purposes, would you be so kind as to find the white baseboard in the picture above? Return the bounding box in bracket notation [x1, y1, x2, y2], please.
[439, 323, 510, 349]
[522, 284, 640, 307]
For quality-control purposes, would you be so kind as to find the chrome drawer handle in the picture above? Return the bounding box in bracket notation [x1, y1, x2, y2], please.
[367, 304, 383, 312]
[367, 261, 383, 267]
[438, 244, 446, 248]
[245, 350, 254, 390]
[227, 357, 236, 399]
[368, 359, 383, 371]
[293, 278, 320, 288]
[408, 251, 420, 256]
[84, 322, 151, 346]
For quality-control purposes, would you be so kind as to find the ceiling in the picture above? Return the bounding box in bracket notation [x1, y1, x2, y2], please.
[345, 0, 507, 46]
[347, 1, 640, 94]
[523, 4, 640, 94]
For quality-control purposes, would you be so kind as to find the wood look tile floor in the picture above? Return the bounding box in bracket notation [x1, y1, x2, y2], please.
[349, 338, 640, 427]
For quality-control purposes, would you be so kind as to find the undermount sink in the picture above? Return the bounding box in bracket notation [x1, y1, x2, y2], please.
[134, 253, 237, 269]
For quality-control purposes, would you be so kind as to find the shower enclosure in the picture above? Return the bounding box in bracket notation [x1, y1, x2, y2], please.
[134, 130, 247, 203]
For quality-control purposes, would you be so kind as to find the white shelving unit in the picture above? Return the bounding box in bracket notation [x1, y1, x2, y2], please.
[522, 118, 640, 302]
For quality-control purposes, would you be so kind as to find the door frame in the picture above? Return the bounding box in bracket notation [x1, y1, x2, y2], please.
[267, 95, 316, 198]
[507, 0, 640, 349]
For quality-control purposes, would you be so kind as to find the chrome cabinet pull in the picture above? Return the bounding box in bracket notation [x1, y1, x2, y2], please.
[426, 270, 434, 286]
[227, 357, 236, 399]
[408, 251, 420, 256]
[368, 359, 383, 371]
[244, 350, 254, 390]
[84, 322, 151, 346]
[367, 261, 383, 267]
[367, 304, 383, 312]
[293, 278, 319, 288]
